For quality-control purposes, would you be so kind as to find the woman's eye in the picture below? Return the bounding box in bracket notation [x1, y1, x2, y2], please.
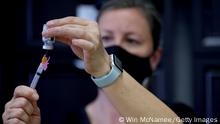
[102, 36, 112, 42]
[126, 38, 141, 45]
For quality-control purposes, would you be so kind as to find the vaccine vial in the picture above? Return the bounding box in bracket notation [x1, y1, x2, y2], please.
[42, 24, 55, 50]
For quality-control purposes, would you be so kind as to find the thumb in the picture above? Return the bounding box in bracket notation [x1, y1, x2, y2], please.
[13, 85, 39, 101]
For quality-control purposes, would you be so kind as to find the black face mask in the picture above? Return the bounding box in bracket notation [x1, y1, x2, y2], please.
[106, 46, 153, 83]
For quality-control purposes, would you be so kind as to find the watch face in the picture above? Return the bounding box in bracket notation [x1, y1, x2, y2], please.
[112, 54, 123, 72]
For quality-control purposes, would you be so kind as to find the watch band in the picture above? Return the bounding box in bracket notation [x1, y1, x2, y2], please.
[91, 54, 123, 88]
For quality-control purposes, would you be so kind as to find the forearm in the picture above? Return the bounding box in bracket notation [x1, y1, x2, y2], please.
[103, 71, 182, 124]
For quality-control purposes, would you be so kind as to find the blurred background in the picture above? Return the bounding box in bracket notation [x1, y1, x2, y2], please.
[0, 0, 220, 123]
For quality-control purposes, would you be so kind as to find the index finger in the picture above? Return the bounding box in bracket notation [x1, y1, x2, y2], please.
[46, 16, 90, 28]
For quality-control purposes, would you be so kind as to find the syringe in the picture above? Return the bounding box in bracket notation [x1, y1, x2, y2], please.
[30, 54, 50, 89]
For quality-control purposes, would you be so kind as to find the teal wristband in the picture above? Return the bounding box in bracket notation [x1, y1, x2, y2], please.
[91, 54, 123, 88]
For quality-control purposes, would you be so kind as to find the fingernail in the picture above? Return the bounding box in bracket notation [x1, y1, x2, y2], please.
[47, 21, 54, 26]
[32, 93, 39, 100]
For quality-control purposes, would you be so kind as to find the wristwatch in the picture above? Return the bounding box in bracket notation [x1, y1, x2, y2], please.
[91, 54, 123, 88]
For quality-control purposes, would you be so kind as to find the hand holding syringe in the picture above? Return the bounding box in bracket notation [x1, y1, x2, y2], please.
[30, 24, 54, 89]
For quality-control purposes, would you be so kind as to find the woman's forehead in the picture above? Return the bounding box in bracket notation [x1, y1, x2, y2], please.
[100, 8, 147, 23]
[99, 8, 151, 33]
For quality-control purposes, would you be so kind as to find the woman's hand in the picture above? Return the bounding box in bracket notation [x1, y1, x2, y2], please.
[2, 85, 41, 124]
[42, 16, 110, 77]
